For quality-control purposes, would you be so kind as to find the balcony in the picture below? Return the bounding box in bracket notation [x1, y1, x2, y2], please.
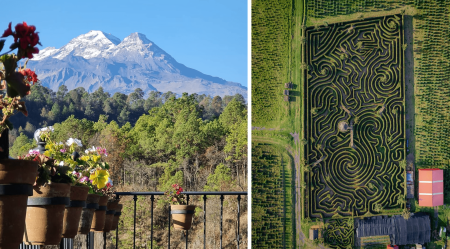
[20, 191, 247, 249]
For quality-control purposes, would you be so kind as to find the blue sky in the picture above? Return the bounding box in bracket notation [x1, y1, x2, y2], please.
[1, 0, 248, 87]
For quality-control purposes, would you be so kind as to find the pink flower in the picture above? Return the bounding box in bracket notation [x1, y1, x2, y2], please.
[79, 176, 89, 183]
[96, 147, 107, 156]
[60, 149, 66, 153]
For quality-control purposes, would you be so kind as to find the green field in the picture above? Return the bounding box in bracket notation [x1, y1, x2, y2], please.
[252, 143, 295, 248]
[252, 0, 450, 248]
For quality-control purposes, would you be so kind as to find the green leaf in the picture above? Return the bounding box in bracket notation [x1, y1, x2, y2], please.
[5, 72, 30, 97]
[9, 42, 18, 51]
[4, 120, 13, 130]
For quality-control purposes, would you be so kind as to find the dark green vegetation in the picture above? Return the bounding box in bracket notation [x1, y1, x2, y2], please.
[11, 86, 248, 248]
[251, 0, 293, 127]
[251, 0, 304, 247]
[304, 15, 406, 219]
[252, 143, 295, 249]
[304, 0, 450, 248]
[251, 0, 302, 247]
[10, 84, 244, 140]
[324, 218, 354, 249]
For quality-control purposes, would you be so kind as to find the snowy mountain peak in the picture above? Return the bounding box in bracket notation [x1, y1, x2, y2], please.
[32, 30, 121, 60]
[122, 32, 152, 44]
[27, 30, 247, 99]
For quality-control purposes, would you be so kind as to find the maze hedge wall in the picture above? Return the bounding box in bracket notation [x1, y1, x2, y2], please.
[304, 15, 406, 219]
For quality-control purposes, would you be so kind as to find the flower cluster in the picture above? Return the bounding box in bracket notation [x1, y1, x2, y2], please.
[164, 183, 186, 205]
[0, 22, 42, 139]
[19, 68, 38, 84]
[19, 127, 113, 197]
[1, 22, 41, 59]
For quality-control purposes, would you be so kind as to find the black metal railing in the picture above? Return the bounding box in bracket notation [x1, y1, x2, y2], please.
[19, 191, 247, 249]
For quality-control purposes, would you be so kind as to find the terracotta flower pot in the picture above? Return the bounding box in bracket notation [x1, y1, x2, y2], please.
[0, 159, 37, 249]
[61, 186, 89, 238]
[102, 200, 119, 232]
[111, 204, 123, 231]
[23, 183, 71, 245]
[77, 194, 100, 234]
[171, 205, 196, 230]
[90, 195, 108, 232]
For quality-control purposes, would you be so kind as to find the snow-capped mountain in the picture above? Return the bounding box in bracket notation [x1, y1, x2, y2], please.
[28, 31, 247, 98]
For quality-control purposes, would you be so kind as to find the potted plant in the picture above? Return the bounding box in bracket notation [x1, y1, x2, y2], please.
[165, 184, 195, 230]
[39, 134, 90, 239]
[75, 146, 111, 234]
[0, 22, 41, 248]
[68, 145, 112, 232]
[20, 130, 74, 245]
[101, 181, 119, 233]
[110, 204, 123, 231]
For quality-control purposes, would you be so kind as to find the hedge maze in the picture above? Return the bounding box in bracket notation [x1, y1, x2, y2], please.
[304, 15, 406, 219]
[324, 219, 354, 249]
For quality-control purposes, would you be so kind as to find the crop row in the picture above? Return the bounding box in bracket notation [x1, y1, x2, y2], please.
[251, 0, 292, 125]
[252, 143, 293, 248]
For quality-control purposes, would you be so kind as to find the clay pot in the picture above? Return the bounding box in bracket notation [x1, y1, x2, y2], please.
[0, 160, 37, 249]
[77, 194, 101, 234]
[111, 204, 123, 231]
[23, 183, 71, 245]
[171, 205, 196, 230]
[61, 186, 89, 238]
[90, 196, 108, 232]
[102, 200, 119, 232]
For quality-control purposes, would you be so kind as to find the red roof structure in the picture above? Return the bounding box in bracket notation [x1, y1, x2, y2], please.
[418, 169, 443, 207]
[387, 245, 399, 249]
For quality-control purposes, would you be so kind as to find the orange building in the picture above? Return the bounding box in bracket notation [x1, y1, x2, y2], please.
[418, 169, 443, 207]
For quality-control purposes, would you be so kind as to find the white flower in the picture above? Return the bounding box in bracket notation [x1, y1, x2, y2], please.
[59, 161, 64, 167]
[66, 138, 83, 147]
[33, 126, 54, 142]
[85, 146, 96, 154]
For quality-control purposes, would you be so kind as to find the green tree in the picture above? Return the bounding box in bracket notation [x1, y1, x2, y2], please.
[219, 98, 246, 129]
[10, 133, 35, 158]
[56, 85, 68, 101]
[84, 104, 94, 118]
[204, 164, 233, 192]
[51, 102, 61, 119]
[118, 107, 130, 125]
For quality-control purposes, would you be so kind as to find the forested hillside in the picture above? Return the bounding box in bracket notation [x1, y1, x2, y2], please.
[11, 85, 248, 248]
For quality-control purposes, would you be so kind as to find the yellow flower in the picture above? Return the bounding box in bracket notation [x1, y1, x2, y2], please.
[80, 155, 90, 162]
[89, 169, 109, 189]
[92, 155, 101, 163]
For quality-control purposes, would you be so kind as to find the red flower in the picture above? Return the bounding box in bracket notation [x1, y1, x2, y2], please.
[19, 69, 38, 84]
[1, 22, 13, 38]
[1, 22, 41, 59]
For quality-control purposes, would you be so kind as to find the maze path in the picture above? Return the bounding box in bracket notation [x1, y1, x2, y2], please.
[304, 15, 406, 219]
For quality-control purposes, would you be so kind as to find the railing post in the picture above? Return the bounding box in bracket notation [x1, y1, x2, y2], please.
[133, 195, 137, 249]
[185, 195, 189, 249]
[116, 194, 120, 249]
[168, 205, 171, 249]
[203, 195, 207, 249]
[220, 195, 224, 249]
[237, 195, 241, 249]
[103, 232, 106, 249]
[151, 195, 154, 249]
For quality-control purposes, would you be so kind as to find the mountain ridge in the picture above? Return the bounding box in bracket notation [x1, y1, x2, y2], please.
[28, 30, 247, 98]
